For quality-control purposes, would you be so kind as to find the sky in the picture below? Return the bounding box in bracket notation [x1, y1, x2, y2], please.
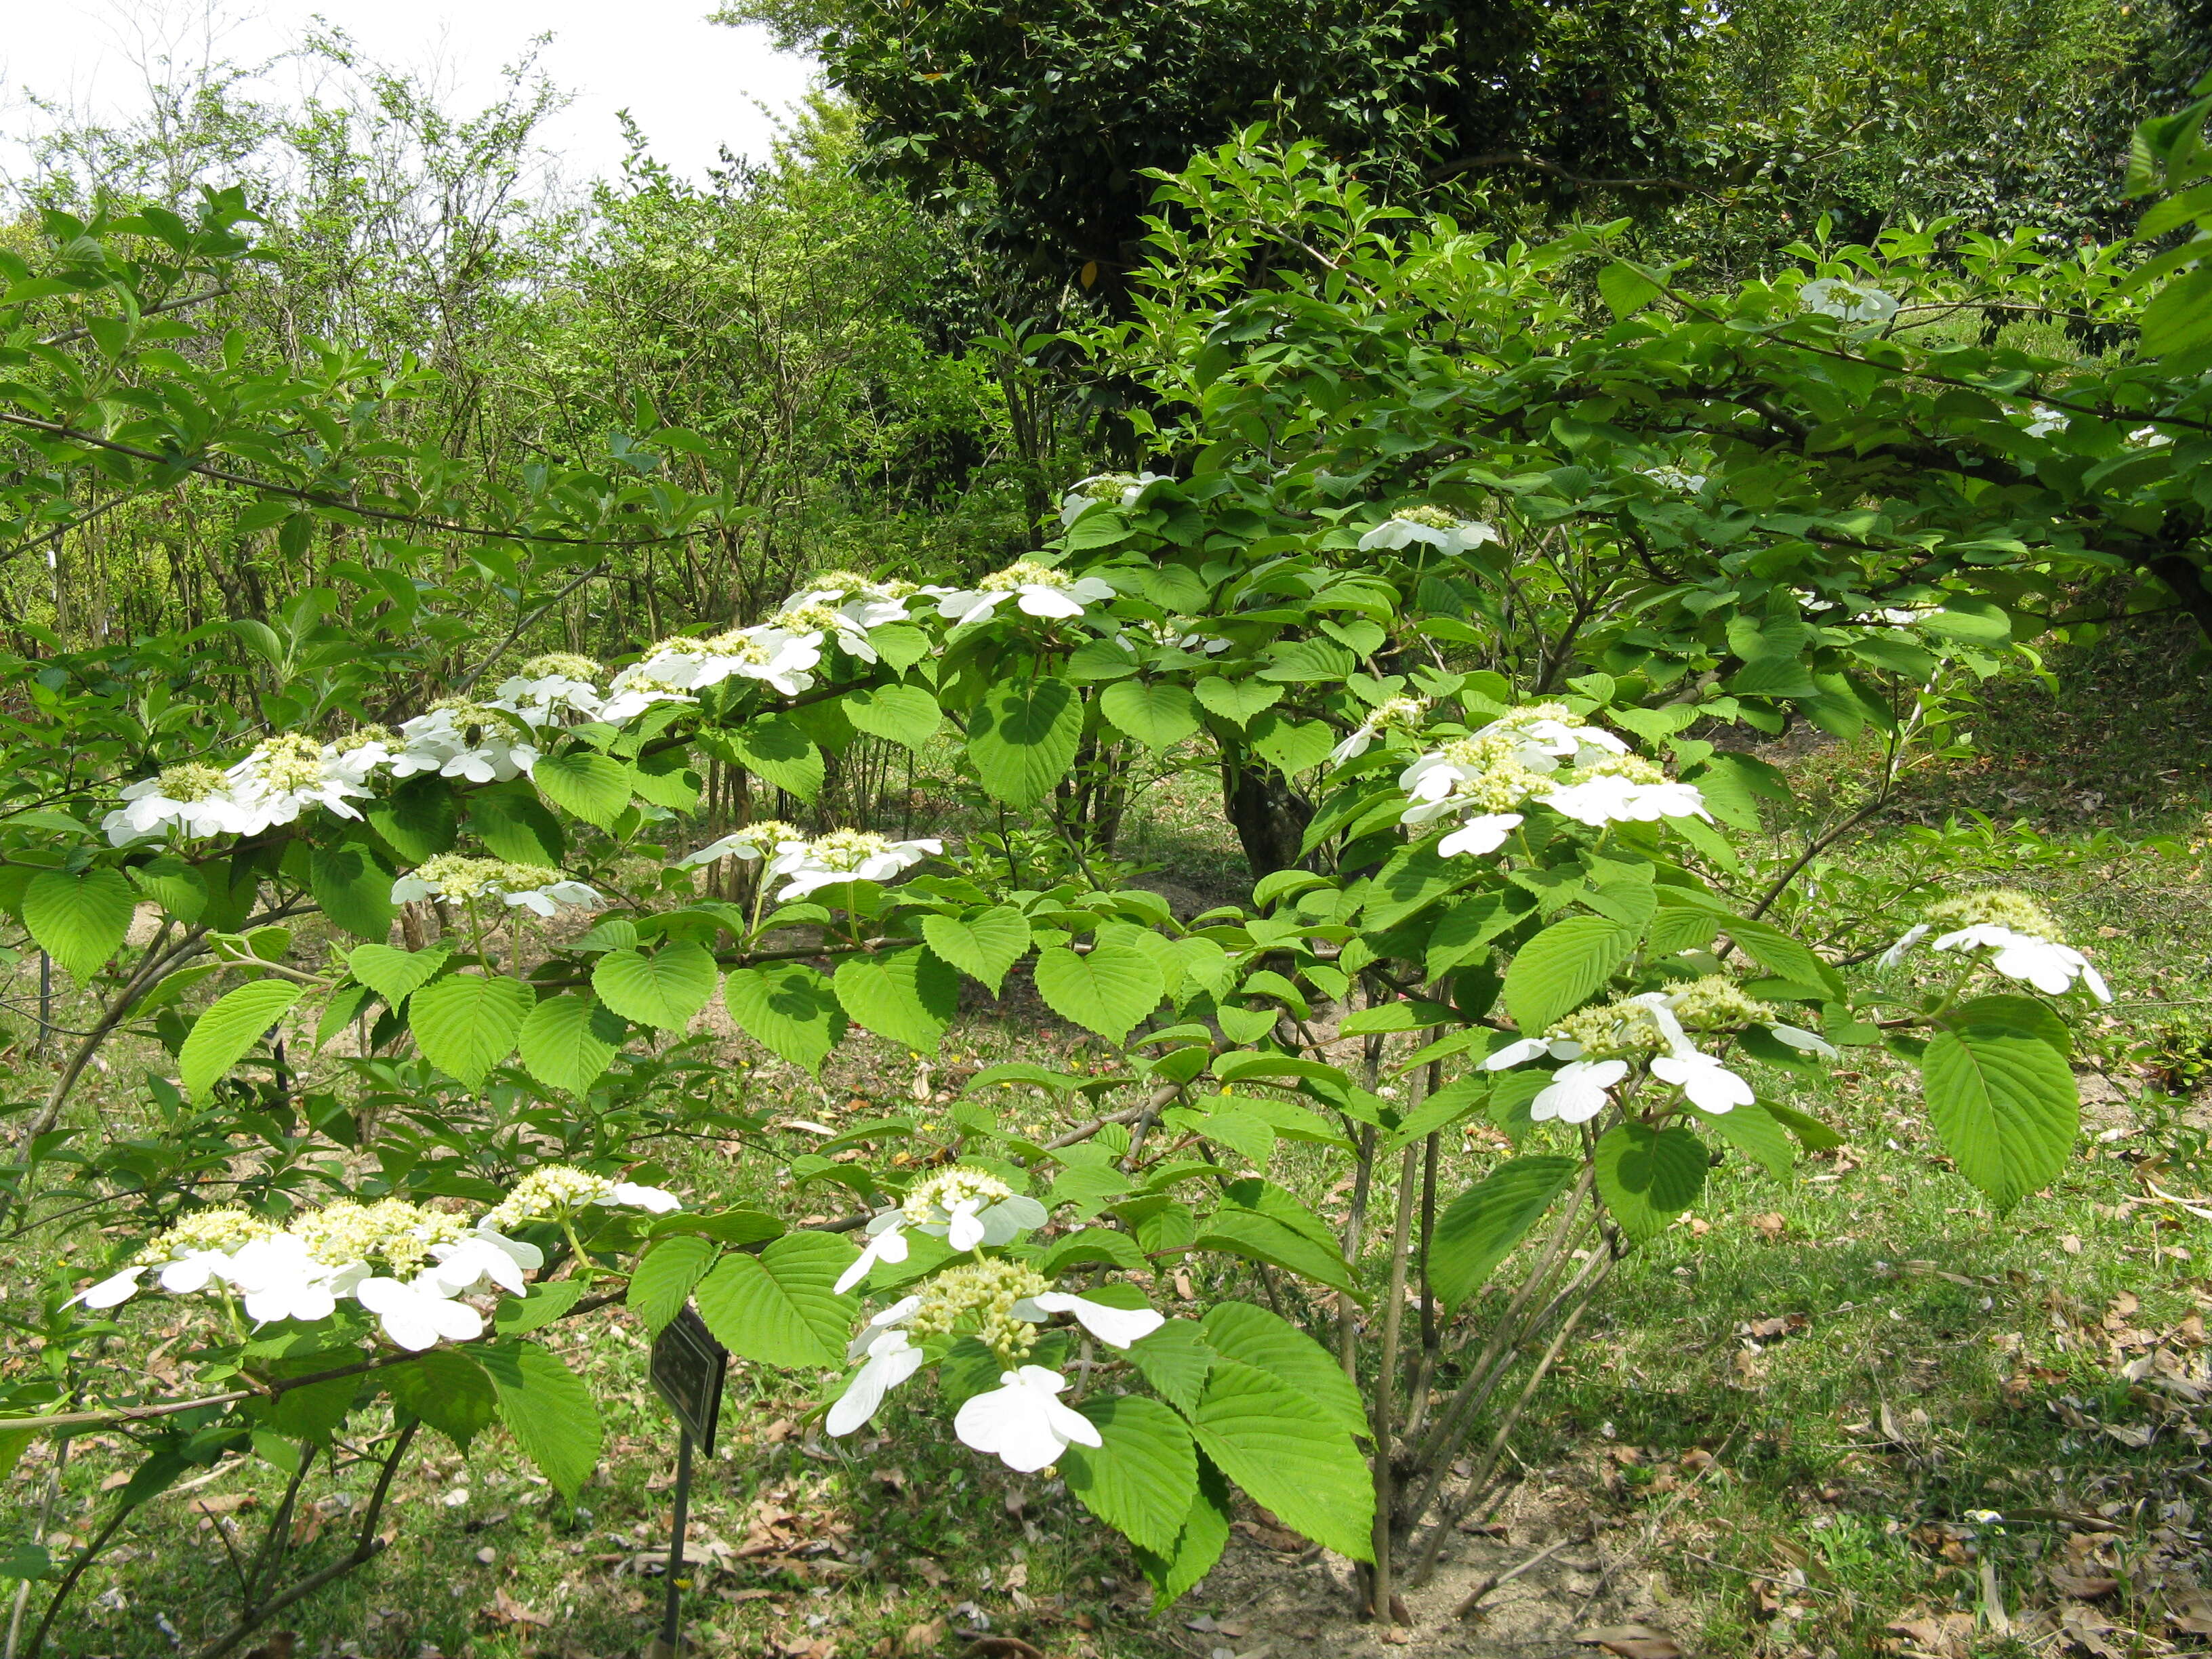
[0, 0, 820, 188]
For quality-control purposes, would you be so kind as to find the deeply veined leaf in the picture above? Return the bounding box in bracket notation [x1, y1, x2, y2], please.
[1428, 1155, 1579, 1311]
[1592, 1122, 1707, 1242]
[966, 679, 1082, 807]
[24, 867, 134, 981]
[842, 684, 943, 751]
[1502, 914, 1635, 1034]
[1124, 1319, 1216, 1412]
[1690, 1100, 1795, 1178]
[920, 905, 1030, 996]
[1130, 1458, 1234, 1611]
[1198, 1301, 1368, 1440]
[1189, 1359, 1373, 1561]
[480, 1340, 602, 1500]
[408, 973, 533, 1087]
[723, 962, 846, 1076]
[832, 945, 957, 1053]
[1060, 1395, 1198, 1555]
[626, 1235, 716, 1336]
[1946, 994, 2072, 1056]
[1193, 676, 1282, 727]
[517, 993, 627, 1095]
[1193, 1195, 1359, 1296]
[724, 716, 825, 802]
[1033, 937, 1165, 1042]
[1101, 680, 1202, 750]
[386, 1348, 497, 1450]
[179, 979, 304, 1099]
[531, 752, 633, 829]
[345, 943, 448, 1006]
[310, 841, 397, 941]
[366, 775, 458, 861]
[593, 943, 717, 1031]
[693, 1231, 857, 1368]
[466, 784, 565, 866]
[1922, 1026, 2078, 1212]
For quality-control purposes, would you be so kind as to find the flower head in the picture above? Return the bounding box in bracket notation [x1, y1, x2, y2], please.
[391, 701, 538, 783]
[908, 1258, 1051, 1365]
[229, 733, 376, 829]
[1667, 976, 1778, 1032]
[494, 655, 605, 725]
[1330, 695, 1429, 764]
[1358, 506, 1500, 554]
[103, 762, 256, 845]
[1640, 464, 1708, 493]
[355, 1273, 485, 1351]
[1058, 472, 1168, 526]
[939, 560, 1118, 626]
[1799, 278, 1899, 324]
[826, 1328, 927, 1435]
[390, 855, 601, 917]
[770, 830, 943, 901]
[1879, 890, 2109, 1002]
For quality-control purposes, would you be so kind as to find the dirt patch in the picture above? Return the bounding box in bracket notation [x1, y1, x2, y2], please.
[1156, 1483, 1687, 1659]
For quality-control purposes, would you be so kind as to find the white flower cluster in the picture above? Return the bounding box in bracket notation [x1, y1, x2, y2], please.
[390, 853, 602, 918]
[1117, 617, 1231, 656]
[1358, 504, 1500, 555]
[1879, 890, 2110, 1002]
[1799, 278, 1898, 324]
[1486, 978, 1836, 1124]
[1639, 464, 1708, 493]
[764, 828, 944, 902]
[937, 559, 1117, 626]
[676, 819, 808, 869]
[823, 1172, 1164, 1472]
[104, 732, 386, 847]
[1058, 470, 1170, 526]
[72, 1171, 677, 1351]
[1330, 694, 1432, 764]
[1397, 704, 1708, 856]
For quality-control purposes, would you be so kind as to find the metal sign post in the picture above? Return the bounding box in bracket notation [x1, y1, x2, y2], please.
[645, 1305, 727, 1659]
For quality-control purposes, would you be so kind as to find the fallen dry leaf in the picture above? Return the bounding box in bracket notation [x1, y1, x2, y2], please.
[241, 1637, 297, 1659]
[2167, 1591, 2212, 1636]
[187, 1493, 255, 1516]
[480, 1587, 550, 1629]
[1885, 1612, 1976, 1658]
[1577, 1623, 1683, 1659]
[1750, 1212, 1787, 1240]
[901, 1622, 947, 1655]
[2051, 1570, 2122, 1599]
[959, 1640, 1043, 1659]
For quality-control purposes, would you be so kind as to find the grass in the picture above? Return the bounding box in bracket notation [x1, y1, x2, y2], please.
[4, 620, 2211, 1658]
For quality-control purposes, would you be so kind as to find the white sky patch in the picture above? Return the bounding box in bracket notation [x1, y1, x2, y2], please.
[0, 0, 818, 188]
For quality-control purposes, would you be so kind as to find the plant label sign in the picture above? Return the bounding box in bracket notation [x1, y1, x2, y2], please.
[650, 1303, 728, 1454]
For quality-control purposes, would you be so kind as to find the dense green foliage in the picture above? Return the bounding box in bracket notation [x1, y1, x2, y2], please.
[0, 20, 2205, 1657]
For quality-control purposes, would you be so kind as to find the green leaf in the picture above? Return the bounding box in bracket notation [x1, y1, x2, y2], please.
[1061, 1395, 1199, 1554]
[1592, 1122, 1707, 1242]
[494, 1279, 587, 1334]
[1124, 1319, 1216, 1412]
[1130, 1458, 1233, 1610]
[1189, 1360, 1373, 1561]
[1598, 260, 1663, 316]
[180, 979, 304, 1099]
[2142, 260, 2212, 361]
[842, 684, 943, 751]
[127, 855, 207, 923]
[1033, 938, 1166, 1042]
[1249, 713, 1335, 775]
[1763, 1097, 1845, 1151]
[628, 1236, 716, 1335]
[24, 867, 134, 981]
[593, 943, 717, 1031]
[1429, 1155, 1579, 1312]
[386, 1348, 497, 1450]
[408, 974, 533, 1087]
[345, 943, 448, 1006]
[726, 716, 825, 802]
[310, 842, 396, 941]
[1921, 1026, 2078, 1212]
[832, 946, 957, 1053]
[1197, 1301, 1367, 1440]
[1503, 915, 1636, 1034]
[466, 784, 565, 866]
[1692, 1101, 1795, 1178]
[1193, 676, 1283, 727]
[723, 962, 847, 1076]
[1946, 994, 2072, 1056]
[1724, 916, 1841, 998]
[1195, 1194, 1359, 1296]
[1102, 680, 1202, 750]
[366, 775, 459, 862]
[920, 905, 1030, 996]
[480, 1340, 602, 1500]
[693, 1231, 857, 1368]
[966, 679, 1082, 808]
[533, 752, 634, 830]
[517, 994, 627, 1094]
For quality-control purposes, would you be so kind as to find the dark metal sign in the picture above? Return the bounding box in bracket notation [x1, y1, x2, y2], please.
[649, 1304, 727, 1456]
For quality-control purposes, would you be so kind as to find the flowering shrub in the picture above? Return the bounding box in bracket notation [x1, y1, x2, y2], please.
[5, 79, 2205, 1641]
